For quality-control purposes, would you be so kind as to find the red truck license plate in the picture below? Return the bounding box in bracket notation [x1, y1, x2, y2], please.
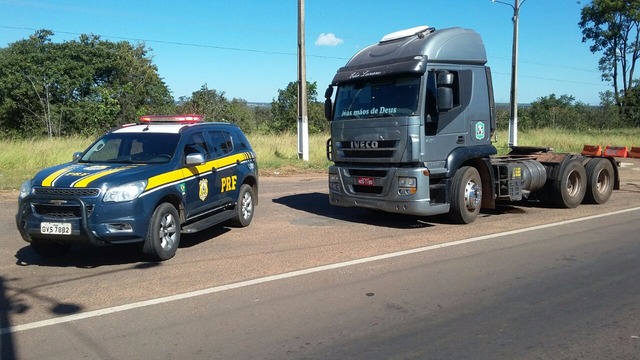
[356, 177, 374, 186]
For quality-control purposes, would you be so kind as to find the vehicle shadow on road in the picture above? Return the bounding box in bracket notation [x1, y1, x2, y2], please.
[13, 243, 156, 268]
[272, 192, 457, 229]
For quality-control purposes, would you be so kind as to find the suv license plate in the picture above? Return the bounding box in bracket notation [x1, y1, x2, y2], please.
[41, 222, 72, 235]
[356, 177, 375, 186]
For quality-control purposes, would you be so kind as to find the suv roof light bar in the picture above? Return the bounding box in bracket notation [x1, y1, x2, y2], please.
[139, 115, 204, 124]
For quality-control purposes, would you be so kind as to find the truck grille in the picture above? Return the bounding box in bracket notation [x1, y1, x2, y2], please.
[35, 187, 101, 197]
[348, 169, 387, 195]
[33, 204, 94, 218]
[339, 140, 398, 159]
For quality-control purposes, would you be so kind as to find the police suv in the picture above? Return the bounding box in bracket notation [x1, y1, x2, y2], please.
[16, 115, 258, 261]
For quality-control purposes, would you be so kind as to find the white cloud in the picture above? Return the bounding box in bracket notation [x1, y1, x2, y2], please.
[315, 33, 344, 46]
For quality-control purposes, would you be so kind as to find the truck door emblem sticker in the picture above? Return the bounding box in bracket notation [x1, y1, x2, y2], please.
[179, 183, 186, 195]
[199, 178, 208, 201]
[475, 122, 485, 140]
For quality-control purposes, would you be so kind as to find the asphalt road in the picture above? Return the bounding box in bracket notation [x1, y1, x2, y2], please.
[1, 158, 640, 359]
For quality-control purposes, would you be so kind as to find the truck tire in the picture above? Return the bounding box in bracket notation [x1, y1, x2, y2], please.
[449, 166, 482, 224]
[583, 158, 614, 204]
[142, 202, 180, 261]
[551, 159, 586, 208]
[229, 184, 254, 227]
[31, 240, 70, 257]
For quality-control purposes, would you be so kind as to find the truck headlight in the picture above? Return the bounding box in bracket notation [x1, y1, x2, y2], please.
[103, 180, 147, 203]
[398, 176, 417, 196]
[329, 173, 341, 191]
[19, 180, 33, 199]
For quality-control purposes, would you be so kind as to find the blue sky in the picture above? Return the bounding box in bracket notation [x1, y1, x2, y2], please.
[0, 0, 608, 105]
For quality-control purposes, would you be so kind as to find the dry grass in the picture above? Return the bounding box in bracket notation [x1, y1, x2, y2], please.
[1, 128, 638, 190]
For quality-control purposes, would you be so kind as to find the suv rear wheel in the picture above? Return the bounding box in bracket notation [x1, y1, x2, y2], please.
[230, 184, 254, 227]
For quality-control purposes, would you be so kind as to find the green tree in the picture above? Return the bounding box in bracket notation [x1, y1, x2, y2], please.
[528, 94, 576, 129]
[225, 98, 257, 133]
[579, 0, 640, 107]
[270, 81, 328, 133]
[178, 84, 228, 122]
[0, 30, 173, 137]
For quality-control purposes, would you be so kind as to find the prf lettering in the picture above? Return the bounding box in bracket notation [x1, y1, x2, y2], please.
[221, 175, 237, 192]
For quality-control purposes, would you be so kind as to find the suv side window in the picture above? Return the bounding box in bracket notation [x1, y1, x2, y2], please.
[209, 131, 233, 158]
[184, 132, 210, 161]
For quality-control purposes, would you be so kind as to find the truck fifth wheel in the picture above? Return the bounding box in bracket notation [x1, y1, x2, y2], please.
[323, 26, 619, 224]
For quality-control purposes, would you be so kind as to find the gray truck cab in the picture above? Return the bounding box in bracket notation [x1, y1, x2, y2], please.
[325, 26, 497, 218]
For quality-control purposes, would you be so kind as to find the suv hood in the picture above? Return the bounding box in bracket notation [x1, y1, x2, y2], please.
[33, 162, 160, 189]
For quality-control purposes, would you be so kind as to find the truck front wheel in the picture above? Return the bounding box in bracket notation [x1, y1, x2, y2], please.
[583, 158, 614, 204]
[142, 203, 181, 261]
[449, 166, 482, 224]
[551, 159, 586, 208]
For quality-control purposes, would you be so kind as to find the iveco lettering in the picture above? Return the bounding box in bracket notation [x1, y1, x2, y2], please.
[16, 115, 258, 261]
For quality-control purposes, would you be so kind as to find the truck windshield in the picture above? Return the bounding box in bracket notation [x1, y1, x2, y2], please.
[333, 76, 420, 120]
[79, 133, 180, 164]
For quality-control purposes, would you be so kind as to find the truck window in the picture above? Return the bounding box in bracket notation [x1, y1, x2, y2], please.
[334, 76, 420, 120]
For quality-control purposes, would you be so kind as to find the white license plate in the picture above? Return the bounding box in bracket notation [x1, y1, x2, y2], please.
[40, 222, 72, 235]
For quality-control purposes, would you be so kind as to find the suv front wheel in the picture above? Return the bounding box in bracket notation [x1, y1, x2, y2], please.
[142, 202, 181, 261]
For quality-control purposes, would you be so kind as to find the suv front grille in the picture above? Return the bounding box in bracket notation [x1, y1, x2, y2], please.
[34, 187, 101, 197]
[33, 204, 94, 218]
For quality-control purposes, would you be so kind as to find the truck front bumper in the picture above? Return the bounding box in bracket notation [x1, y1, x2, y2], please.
[328, 165, 450, 217]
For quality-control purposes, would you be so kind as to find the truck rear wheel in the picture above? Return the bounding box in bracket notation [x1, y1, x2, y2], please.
[449, 166, 482, 224]
[142, 202, 180, 261]
[583, 158, 614, 204]
[551, 159, 586, 208]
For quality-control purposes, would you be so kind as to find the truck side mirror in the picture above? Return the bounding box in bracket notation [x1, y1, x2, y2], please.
[324, 99, 333, 121]
[436, 71, 454, 112]
[437, 87, 453, 112]
[324, 85, 334, 121]
[324, 86, 334, 99]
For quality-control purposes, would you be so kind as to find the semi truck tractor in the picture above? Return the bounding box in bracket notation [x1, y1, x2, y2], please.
[323, 25, 619, 224]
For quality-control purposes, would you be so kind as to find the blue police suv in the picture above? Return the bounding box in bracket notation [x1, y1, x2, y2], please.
[16, 115, 258, 261]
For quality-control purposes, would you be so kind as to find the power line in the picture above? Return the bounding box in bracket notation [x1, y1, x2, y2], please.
[0, 25, 608, 88]
[0, 25, 348, 60]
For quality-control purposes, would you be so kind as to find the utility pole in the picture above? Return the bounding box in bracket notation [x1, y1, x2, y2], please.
[297, 0, 309, 161]
[492, 0, 526, 148]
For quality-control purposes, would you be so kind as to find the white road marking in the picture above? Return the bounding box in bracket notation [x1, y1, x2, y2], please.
[3, 207, 639, 335]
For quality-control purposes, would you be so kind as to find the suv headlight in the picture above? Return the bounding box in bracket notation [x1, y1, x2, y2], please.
[19, 180, 33, 199]
[103, 180, 147, 203]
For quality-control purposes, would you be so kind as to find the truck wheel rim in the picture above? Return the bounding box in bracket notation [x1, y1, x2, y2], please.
[464, 180, 481, 212]
[596, 169, 610, 193]
[567, 171, 582, 196]
[159, 213, 177, 250]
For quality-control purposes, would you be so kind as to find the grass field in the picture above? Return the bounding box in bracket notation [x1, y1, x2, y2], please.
[1, 128, 638, 190]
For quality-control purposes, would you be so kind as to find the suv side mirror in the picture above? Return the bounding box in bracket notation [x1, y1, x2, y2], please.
[185, 153, 205, 165]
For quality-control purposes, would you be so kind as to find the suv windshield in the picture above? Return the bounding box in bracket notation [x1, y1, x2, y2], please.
[80, 133, 180, 164]
[334, 76, 420, 120]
